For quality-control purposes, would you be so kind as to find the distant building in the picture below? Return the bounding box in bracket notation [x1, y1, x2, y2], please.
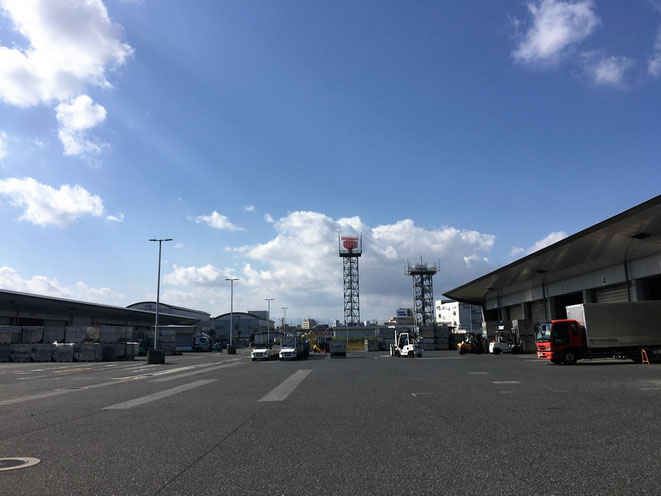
[302, 318, 318, 330]
[389, 308, 414, 325]
[435, 300, 482, 331]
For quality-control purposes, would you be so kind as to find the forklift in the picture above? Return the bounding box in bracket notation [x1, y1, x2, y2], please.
[457, 332, 484, 355]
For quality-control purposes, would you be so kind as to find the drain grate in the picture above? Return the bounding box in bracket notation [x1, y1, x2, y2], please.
[0, 457, 41, 472]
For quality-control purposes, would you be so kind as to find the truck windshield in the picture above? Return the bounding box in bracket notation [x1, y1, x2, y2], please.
[536, 323, 552, 342]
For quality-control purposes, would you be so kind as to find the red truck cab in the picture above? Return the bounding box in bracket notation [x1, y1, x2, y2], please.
[536, 319, 584, 365]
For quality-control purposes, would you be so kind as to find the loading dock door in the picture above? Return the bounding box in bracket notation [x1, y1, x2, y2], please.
[508, 304, 524, 321]
[531, 300, 546, 322]
[595, 283, 629, 303]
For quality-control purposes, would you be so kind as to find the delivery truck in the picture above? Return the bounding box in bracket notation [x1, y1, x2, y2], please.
[536, 302, 661, 365]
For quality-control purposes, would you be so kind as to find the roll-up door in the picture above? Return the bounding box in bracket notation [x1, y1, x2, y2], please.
[595, 283, 629, 303]
[508, 304, 524, 321]
[531, 300, 547, 322]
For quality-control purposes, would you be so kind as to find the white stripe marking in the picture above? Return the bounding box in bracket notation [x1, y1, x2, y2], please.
[103, 379, 217, 410]
[469, 372, 488, 375]
[151, 361, 242, 382]
[259, 370, 312, 402]
[492, 381, 521, 384]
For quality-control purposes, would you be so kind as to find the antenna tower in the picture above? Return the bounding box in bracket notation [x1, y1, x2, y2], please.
[407, 259, 439, 326]
[339, 234, 362, 326]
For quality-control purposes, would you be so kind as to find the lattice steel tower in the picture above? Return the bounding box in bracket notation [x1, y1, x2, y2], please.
[339, 235, 362, 326]
[407, 260, 439, 326]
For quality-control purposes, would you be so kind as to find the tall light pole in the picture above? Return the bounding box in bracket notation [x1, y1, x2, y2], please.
[281, 306, 288, 335]
[149, 238, 172, 354]
[265, 298, 274, 348]
[226, 277, 239, 348]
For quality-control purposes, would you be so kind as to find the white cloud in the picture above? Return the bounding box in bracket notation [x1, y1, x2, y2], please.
[195, 211, 244, 231]
[582, 52, 634, 87]
[511, 231, 567, 257]
[0, 177, 104, 227]
[265, 213, 275, 223]
[0, 266, 124, 305]
[163, 264, 233, 286]
[0, 131, 7, 159]
[55, 94, 107, 156]
[512, 0, 600, 65]
[174, 243, 184, 249]
[649, 27, 661, 77]
[244, 205, 255, 212]
[106, 212, 123, 222]
[164, 211, 496, 320]
[0, 0, 133, 107]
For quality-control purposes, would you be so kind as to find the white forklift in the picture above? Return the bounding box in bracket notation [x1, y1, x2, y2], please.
[390, 330, 423, 358]
[488, 328, 520, 354]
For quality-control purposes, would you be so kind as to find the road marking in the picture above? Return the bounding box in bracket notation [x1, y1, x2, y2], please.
[151, 361, 242, 382]
[552, 390, 568, 393]
[411, 393, 432, 397]
[639, 388, 660, 391]
[492, 381, 521, 384]
[259, 370, 312, 402]
[469, 372, 488, 375]
[422, 357, 466, 360]
[103, 379, 217, 410]
[53, 367, 93, 374]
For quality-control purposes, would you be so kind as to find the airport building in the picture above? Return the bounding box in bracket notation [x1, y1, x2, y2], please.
[444, 195, 661, 326]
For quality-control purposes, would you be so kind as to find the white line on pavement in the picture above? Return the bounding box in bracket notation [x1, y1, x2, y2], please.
[259, 370, 312, 402]
[103, 379, 217, 410]
[492, 381, 521, 384]
[469, 372, 488, 375]
[151, 361, 242, 382]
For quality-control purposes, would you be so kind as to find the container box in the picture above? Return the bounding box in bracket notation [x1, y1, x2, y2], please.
[43, 327, 65, 344]
[52, 343, 74, 362]
[10, 344, 31, 362]
[102, 343, 118, 361]
[84, 327, 100, 343]
[0, 326, 21, 344]
[0, 343, 10, 362]
[21, 326, 44, 344]
[31, 344, 52, 362]
[124, 342, 139, 360]
[74, 343, 101, 362]
[100, 327, 120, 344]
[65, 327, 86, 344]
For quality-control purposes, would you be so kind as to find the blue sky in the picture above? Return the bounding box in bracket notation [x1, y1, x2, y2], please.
[0, 0, 659, 323]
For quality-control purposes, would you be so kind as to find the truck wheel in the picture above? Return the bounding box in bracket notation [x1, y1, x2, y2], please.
[494, 348, 502, 355]
[459, 349, 465, 355]
[408, 351, 414, 358]
[563, 352, 578, 365]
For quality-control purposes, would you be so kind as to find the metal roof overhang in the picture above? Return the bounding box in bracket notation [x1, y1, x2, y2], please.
[0, 289, 199, 326]
[444, 195, 661, 305]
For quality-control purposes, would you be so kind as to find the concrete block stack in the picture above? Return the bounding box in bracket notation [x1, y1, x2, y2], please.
[52, 343, 74, 362]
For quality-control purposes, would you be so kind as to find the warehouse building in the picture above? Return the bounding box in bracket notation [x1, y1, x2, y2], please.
[444, 195, 661, 326]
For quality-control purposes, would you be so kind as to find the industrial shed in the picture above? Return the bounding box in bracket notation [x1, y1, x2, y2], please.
[444, 195, 661, 324]
[0, 289, 199, 329]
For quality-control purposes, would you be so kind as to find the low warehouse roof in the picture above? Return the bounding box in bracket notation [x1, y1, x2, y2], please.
[444, 194, 661, 305]
[0, 289, 199, 326]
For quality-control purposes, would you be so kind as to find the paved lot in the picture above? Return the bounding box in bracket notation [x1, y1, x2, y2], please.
[1, 351, 660, 495]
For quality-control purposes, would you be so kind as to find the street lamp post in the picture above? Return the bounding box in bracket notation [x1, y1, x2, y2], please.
[281, 306, 288, 335]
[265, 298, 274, 349]
[148, 238, 172, 363]
[225, 277, 239, 352]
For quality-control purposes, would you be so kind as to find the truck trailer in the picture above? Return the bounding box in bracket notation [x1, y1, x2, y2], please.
[536, 302, 661, 364]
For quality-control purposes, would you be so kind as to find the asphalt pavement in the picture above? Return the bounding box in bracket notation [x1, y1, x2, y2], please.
[1, 350, 660, 495]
